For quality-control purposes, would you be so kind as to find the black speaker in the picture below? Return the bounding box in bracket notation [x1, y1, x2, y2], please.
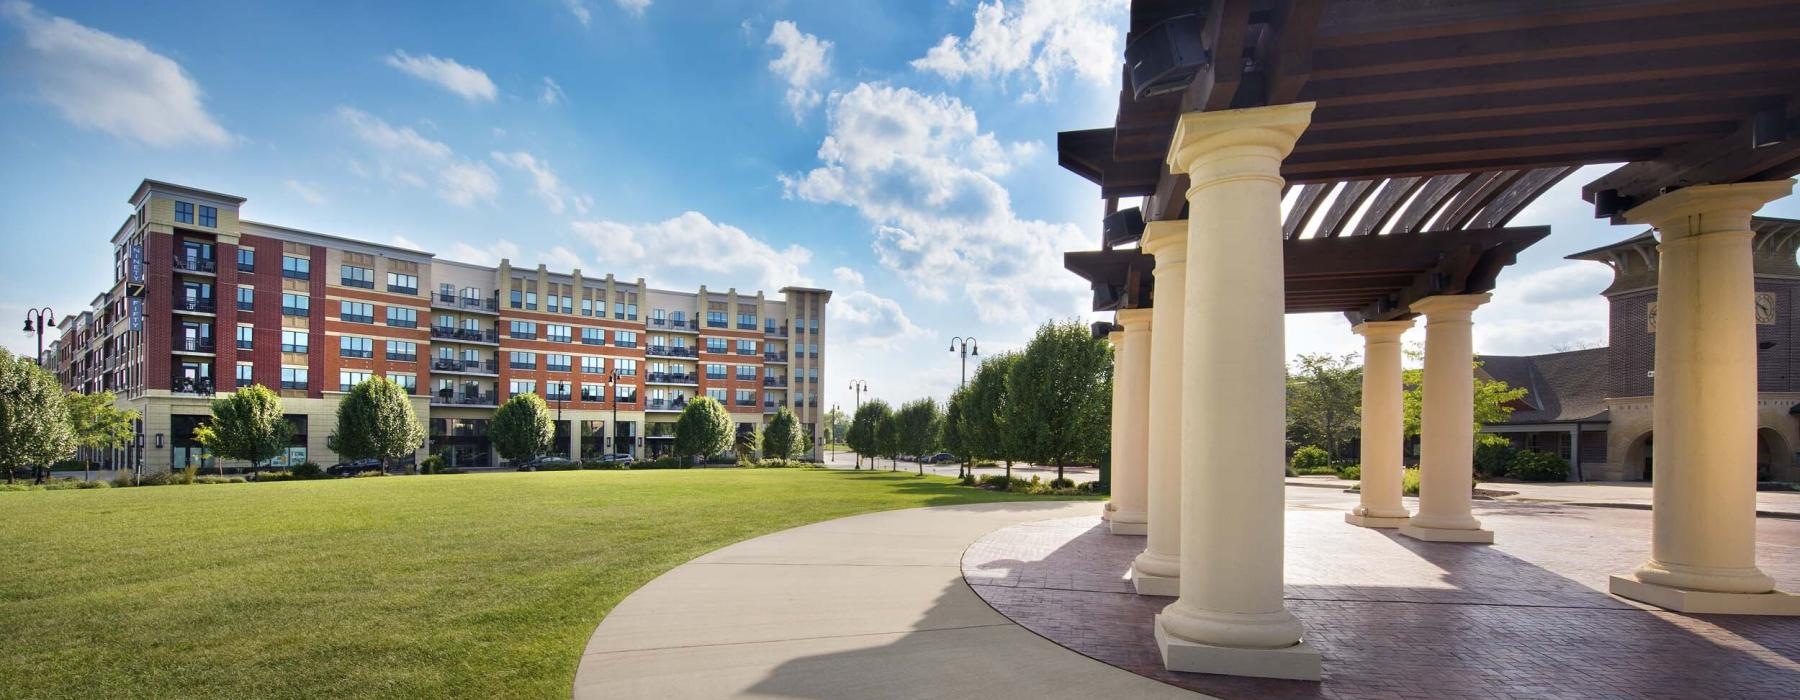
[1104, 207, 1146, 248]
[1127, 14, 1209, 100]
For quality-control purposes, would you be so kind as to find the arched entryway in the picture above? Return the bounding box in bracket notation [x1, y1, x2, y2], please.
[1756, 427, 1793, 482]
[1623, 432, 1654, 482]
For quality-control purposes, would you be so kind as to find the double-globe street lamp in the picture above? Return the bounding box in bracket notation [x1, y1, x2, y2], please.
[847, 379, 869, 469]
[948, 337, 978, 389]
[22, 307, 56, 366]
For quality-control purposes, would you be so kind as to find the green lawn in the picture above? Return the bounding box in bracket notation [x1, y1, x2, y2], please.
[0, 469, 1093, 699]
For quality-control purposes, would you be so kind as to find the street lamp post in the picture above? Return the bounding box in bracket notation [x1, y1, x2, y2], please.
[22, 307, 56, 367]
[607, 372, 621, 458]
[847, 379, 868, 469]
[948, 337, 979, 389]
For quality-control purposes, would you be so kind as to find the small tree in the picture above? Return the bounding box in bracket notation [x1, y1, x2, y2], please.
[1005, 320, 1111, 482]
[65, 390, 138, 482]
[1401, 346, 1529, 437]
[193, 384, 292, 475]
[895, 398, 943, 476]
[763, 407, 802, 461]
[822, 406, 849, 445]
[0, 350, 75, 484]
[328, 377, 426, 474]
[962, 352, 1020, 481]
[492, 393, 554, 466]
[674, 396, 732, 462]
[875, 409, 902, 470]
[846, 400, 891, 470]
[943, 387, 969, 479]
[734, 426, 761, 463]
[1286, 353, 1362, 463]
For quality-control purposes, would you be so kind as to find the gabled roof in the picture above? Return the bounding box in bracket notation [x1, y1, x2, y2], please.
[1479, 348, 1611, 425]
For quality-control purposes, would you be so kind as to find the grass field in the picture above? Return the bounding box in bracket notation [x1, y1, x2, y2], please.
[0, 469, 1094, 699]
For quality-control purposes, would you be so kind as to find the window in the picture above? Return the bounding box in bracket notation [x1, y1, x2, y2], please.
[736, 339, 757, 355]
[280, 367, 308, 390]
[616, 384, 637, 402]
[236, 286, 254, 311]
[581, 298, 593, 316]
[509, 380, 536, 396]
[581, 383, 604, 401]
[706, 388, 726, 401]
[809, 317, 819, 331]
[282, 255, 310, 280]
[510, 289, 523, 309]
[625, 303, 637, 320]
[546, 324, 572, 343]
[339, 370, 372, 392]
[236, 363, 253, 388]
[545, 381, 571, 401]
[236, 248, 255, 272]
[738, 313, 756, 330]
[613, 330, 637, 348]
[340, 265, 375, 288]
[509, 321, 537, 339]
[581, 356, 606, 374]
[581, 327, 605, 345]
[387, 373, 416, 393]
[509, 351, 537, 370]
[706, 337, 727, 353]
[736, 365, 756, 380]
[706, 363, 727, 380]
[546, 354, 571, 372]
[736, 389, 754, 405]
[614, 358, 637, 376]
[525, 292, 537, 311]
[236, 325, 253, 350]
[198, 205, 217, 228]
[281, 330, 309, 354]
[281, 293, 309, 317]
[707, 311, 727, 328]
[386, 272, 418, 295]
[386, 340, 417, 362]
[386, 306, 417, 328]
[340, 301, 374, 324]
[174, 201, 194, 224]
[809, 342, 819, 357]
[809, 367, 820, 382]
[340, 336, 373, 359]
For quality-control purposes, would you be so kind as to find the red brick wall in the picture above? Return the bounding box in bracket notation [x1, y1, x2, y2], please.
[144, 232, 172, 390]
[307, 245, 327, 398]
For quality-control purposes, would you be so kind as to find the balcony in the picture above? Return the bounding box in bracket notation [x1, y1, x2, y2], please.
[765, 325, 788, 338]
[173, 297, 216, 314]
[432, 391, 498, 407]
[737, 322, 758, 331]
[431, 293, 499, 314]
[646, 371, 698, 385]
[431, 326, 499, 345]
[170, 376, 215, 396]
[764, 352, 787, 363]
[646, 397, 687, 412]
[172, 256, 217, 275]
[646, 345, 696, 359]
[763, 400, 778, 412]
[432, 358, 499, 376]
[173, 337, 216, 354]
[763, 377, 787, 387]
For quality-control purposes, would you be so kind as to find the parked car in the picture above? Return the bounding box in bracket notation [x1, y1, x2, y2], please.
[326, 458, 383, 477]
[516, 456, 576, 472]
[927, 452, 958, 464]
[599, 453, 635, 465]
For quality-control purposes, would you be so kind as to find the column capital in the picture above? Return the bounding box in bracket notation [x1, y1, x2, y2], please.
[1352, 319, 1414, 341]
[1624, 180, 1794, 238]
[1141, 220, 1188, 265]
[1119, 307, 1154, 331]
[1410, 293, 1491, 320]
[1165, 103, 1314, 185]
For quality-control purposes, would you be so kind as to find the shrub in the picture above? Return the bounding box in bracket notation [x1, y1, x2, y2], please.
[351, 470, 385, 478]
[76, 479, 110, 489]
[194, 475, 245, 484]
[1289, 446, 1330, 472]
[418, 456, 444, 474]
[139, 471, 174, 487]
[41, 478, 86, 490]
[111, 471, 139, 488]
[0, 483, 37, 492]
[1048, 477, 1075, 489]
[1336, 465, 1361, 481]
[1474, 437, 1517, 479]
[1508, 450, 1570, 482]
[1402, 468, 1421, 496]
[581, 460, 629, 470]
[634, 456, 686, 469]
[255, 470, 298, 482]
[291, 461, 325, 479]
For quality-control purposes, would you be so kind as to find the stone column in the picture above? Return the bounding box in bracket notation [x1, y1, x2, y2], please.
[1103, 327, 1124, 523]
[1110, 308, 1153, 535]
[1400, 294, 1493, 543]
[1156, 102, 1320, 681]
[1346, 319, 1413, 528]
[1132, 220, 1187, 595]
[1608, 180, 1799, 615]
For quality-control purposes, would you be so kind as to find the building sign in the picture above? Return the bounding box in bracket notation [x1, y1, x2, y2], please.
[130, 240, 144, 284]
[130, 297, 143, 331]
[1647, 293, 1778, 333]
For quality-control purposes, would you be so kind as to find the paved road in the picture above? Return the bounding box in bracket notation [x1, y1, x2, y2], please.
[817, 448, 1100, 484]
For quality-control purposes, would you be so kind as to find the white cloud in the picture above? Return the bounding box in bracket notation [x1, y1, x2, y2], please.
[1474, 262, 1611, 355]
[384, 50, 497, 102]
[782, 83, 1084, 325]
[491, 151, 575, 214]
[615, 0, 650, 16]
[832, 290, 930, 349]
[446, 239, 521, 267]
[911, 0, 1125, 100]
[569, 212, 811, 292]
[2, 1, 232, 147]
[389, 235, 424, 251]
[563, 0, 591, 26]
[539, 76, 567, 106]
[338, 106, 498, 207]
[283, 180, 327, 206]
[832, 266, 865, 288]
[765, 20, 832, 119]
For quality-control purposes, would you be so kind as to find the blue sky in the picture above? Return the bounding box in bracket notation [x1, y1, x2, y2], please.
[2, 0, 1796, 412]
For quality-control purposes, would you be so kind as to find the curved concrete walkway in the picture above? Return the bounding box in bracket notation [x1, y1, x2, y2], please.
[574, 501, 1203, 699]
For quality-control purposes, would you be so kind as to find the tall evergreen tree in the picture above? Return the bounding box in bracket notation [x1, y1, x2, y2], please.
[66, 391, 139, 483]
[193, 384, 292, 475]
[328, 376, 426, 474]
[1005, 320, 1111, 482]
[492, 393, 554, 466]
[894, 398, 943, 476]
[673, 395, 733, 462]
[0, 350, 75, 484]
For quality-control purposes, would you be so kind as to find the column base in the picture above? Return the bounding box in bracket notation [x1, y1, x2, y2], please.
[1398, 522, 1493, 544]
[1100, 501, 1114, 522]
[1130, 565, 1180, 597]
[1154, 616, 1321, 681]
[1344, 512, 1410, 529]
[1110, 510, 1148, 536]
[1610, 575, 1800, 615]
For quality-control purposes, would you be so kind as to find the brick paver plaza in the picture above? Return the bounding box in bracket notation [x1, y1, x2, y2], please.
[963, 492, 1800, 699]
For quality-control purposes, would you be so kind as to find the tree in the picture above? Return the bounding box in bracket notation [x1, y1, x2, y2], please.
[1400, 346, 1529, 437]
[492, 393, 554, 465]
[734, 426, 761, 463]
[0, 350, 75, 484]
[822, 406, 849, 445]
[327, 377, 425, 474]
[845, 400, 891, 470]
[894, 398, 942, 476]
[763, 407, 802, 460]
[1005, 320, 1111, 482]
[943, 387, 969, 479]
[1286, 353, 1362, 463]
[66, 390, 139, 482]
[673, 396, 732, 462]
[193, 384, 292, 475]
[962, 352, 1021, 481]
[875, 409, 902, 470]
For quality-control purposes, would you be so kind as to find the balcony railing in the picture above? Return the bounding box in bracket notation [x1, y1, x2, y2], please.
[432, 293, 498, 312]
[764, 352, 786, 362]
[171, 376, 215, 396]
[432, 390, 498, 406]
[646, 398, 687, 411]
[431, 326, 499, 344]
[646, 345, 696, 358]
[173, 337, 216, 353]
[647, 372, 698, 384]
[737, 322, 758, 331]
[765, 325, 788, 337]
[763, 377, 787, 387]
[173, 297, 216, 313]
[706, 319, 727, 328]
[432, 358, 499, 374]
[736, 398, 757, 406]
[172, 256, 217, 274]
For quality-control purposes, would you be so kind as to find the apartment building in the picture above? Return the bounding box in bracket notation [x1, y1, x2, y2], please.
[48, 180, 831, 474]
